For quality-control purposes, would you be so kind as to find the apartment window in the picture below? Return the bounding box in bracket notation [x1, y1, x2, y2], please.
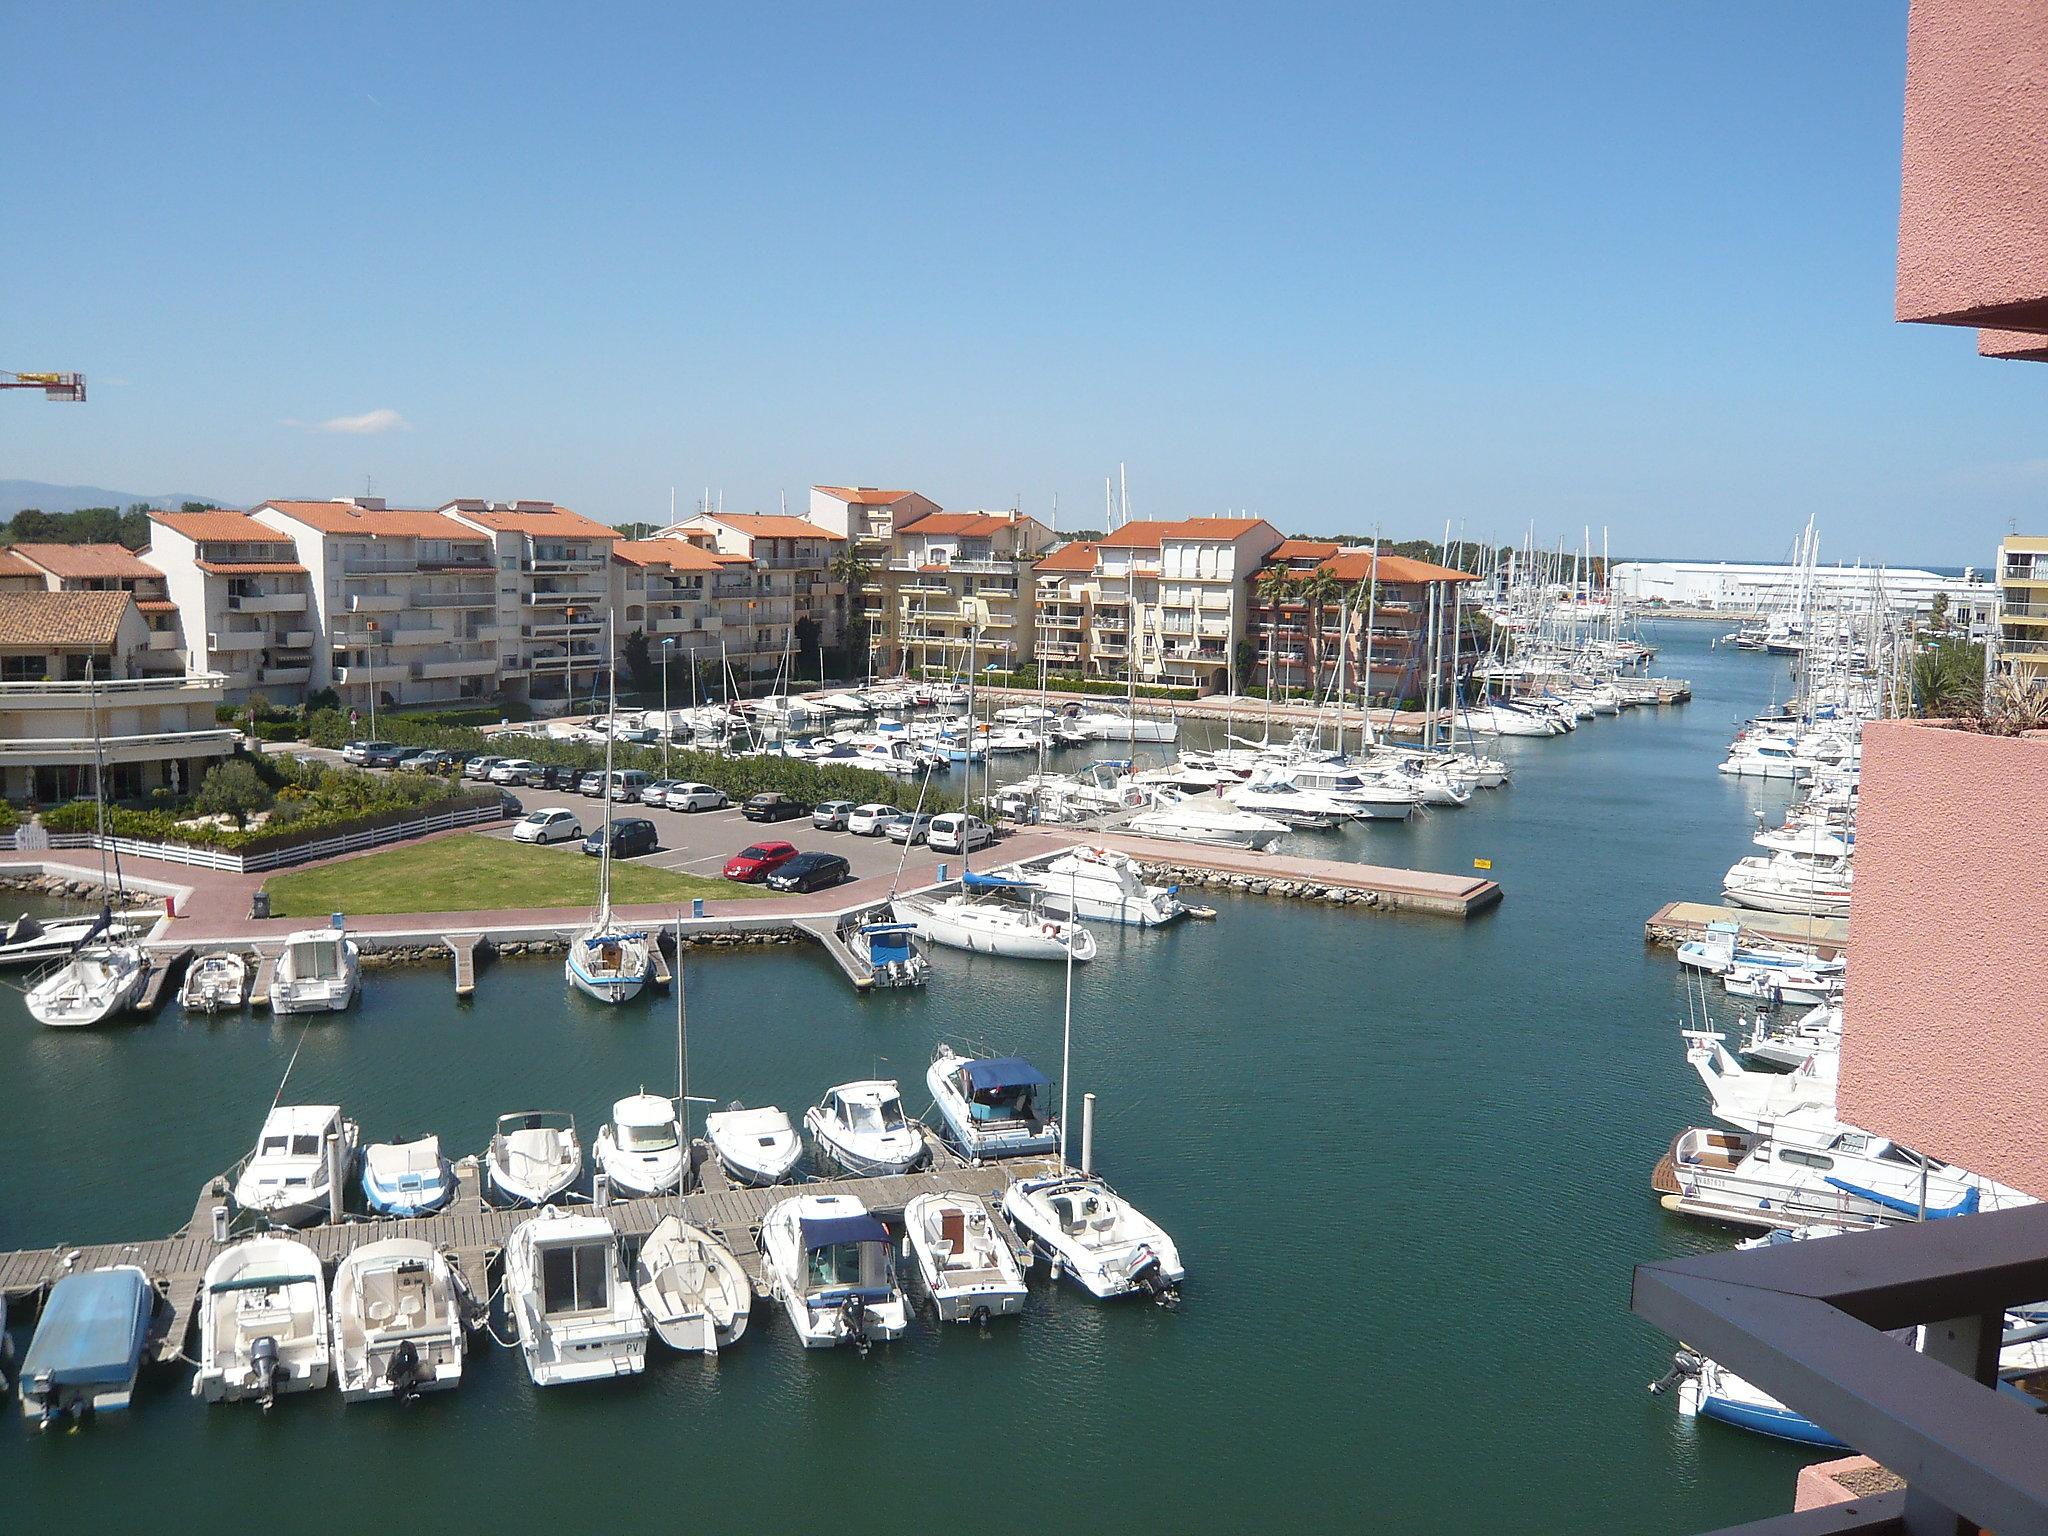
[501, 555, 518, 572]
[1, 654, 50, 681]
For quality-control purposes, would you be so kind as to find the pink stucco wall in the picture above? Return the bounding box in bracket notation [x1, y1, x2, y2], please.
[1896, 0, 2048, 330]
[1978, 326, 2048, 359]
[1838, 721, 2048, 1197]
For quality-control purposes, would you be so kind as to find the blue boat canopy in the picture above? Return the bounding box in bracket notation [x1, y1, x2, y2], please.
[962, 1055, 1049, 1092]
[862, 925, 916, 963]
[801, 1212, 889, 1250]
[19, 1269, 153, 1388]
[961, 871, 1032, 891]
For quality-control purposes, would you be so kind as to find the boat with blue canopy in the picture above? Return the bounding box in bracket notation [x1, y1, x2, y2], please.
[854, 920, 928, 988]
[16, 1265, 162, 1427]
[759, 1193, 909, 1351]
[926, 1043, 1059, 1160]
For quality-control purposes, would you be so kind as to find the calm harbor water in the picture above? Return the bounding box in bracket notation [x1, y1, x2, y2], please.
[1, 622, 1816, 1532]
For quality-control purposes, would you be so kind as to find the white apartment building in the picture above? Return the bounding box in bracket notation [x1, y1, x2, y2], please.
[610, 537, 726, 680]
[147, 510, 317, 702]
[807, 486, 941, 657]
[666, 512, 847, 652]
[1086, 518, 1281, 691]
[1032, 541, 1100, 671]
[891, 511, 1055, 677]
[7, 542, 186, 677]
[439, 500, 618, 702]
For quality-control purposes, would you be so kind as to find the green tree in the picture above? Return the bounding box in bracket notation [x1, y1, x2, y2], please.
[1929, 591, 1951, 633]
[1296, 566, 1342, 689]
[1911, 637, 1986, 718]
[620, 628, 654, 691]
[793, 615, 822, 673]
[191, 758, 275, 828]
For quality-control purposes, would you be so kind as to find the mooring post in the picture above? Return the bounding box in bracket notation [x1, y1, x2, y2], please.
[1081, 1091, 1096, 1174]
[593, 1170, 610, 1210]
[325, 1130, 344, 1224]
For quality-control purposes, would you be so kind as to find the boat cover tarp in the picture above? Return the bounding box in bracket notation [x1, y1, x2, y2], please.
[862, 926, 916, 964]
[20, 1269, 152, 1387]
[962, 1055, 1049, 1092]
[961, 871, 1032, 891]
[801, 1213, 889, 1250]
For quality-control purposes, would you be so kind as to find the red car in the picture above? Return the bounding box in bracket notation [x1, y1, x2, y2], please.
[723, 840, 799, 882]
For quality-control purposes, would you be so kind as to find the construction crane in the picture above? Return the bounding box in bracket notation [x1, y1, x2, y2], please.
[2, 369, 86, 402]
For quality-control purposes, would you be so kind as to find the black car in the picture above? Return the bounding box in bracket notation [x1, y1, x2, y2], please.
[742, 792, 811, 823]
[532, 763, 580, 790]
[581, 817, 659, 858]
[765, 851, 851, 892]
[361, 742, 407, 768]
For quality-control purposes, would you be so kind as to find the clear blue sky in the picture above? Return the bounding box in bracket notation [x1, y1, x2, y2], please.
[2, 2, 2032, 566]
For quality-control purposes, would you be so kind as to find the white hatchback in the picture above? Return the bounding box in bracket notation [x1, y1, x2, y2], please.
[846, 803, 899, 836]
[662, 781, 728, 812]
[512, 808, 582, 845]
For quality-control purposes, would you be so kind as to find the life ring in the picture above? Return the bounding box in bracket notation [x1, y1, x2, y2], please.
[1041, 923, 1058, 937]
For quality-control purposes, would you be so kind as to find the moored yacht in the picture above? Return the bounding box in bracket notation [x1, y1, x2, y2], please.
[179, 950, 249, 1012]
[1126, 791, 1288, 850]
[361, 1133, 455, 1217]
[26, 934, 148, 1027]
[926, 1044, 1059, 1160]
[503, 1207, 648, 1386]
[996, 847, 1186, 927]
[232, 1105, 360, 1226]
[805, 1080, 926, 1176]
[633, 1214, 752, 1353]
[1002, 1173, 1183, 1302]
[191, 1236, 330, 1407]
[16, 1265, 163, 1427]
[759, 1194, 910, 1351]
[704, 1103, 803, 1186]
[897, 886, 1099, 962]
[269, 927, 360, 1014]
[486, 1110, 583, 1206]
[593, 1092, 685, 1198]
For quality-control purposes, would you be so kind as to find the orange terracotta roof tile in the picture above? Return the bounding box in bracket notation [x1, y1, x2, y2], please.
[1317, 550, 1479, 585]
[9, 542, 162, 580]
[904, 512, 1015, 538]
[1096, 520, 1171, 550]
[442, 501, 618, 539]
[149, 509, 290, 544]
[258, 501, 488, 541]
[0, 590, 135, 648]
[701, 513, 844, 541]
[813, 486, 922, 506]
[0, 550, 37, 577]
[135, 599, 180, 613]
[612, 539, 727, 572]
[1034, 541, 1099, 574]
[1168, 517, 1271, 540]
[1271, 538, 1340, 562]
[195, 561, 311, 575]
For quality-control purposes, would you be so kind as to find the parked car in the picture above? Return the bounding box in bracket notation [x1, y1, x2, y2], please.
[530, 763, 580, 791]
[926, 813, 995, 855]
[344, 739, 400, 765]
[490, 758, 540, 785]
[576, 769, 609, 796]
[884, 812, 936, 845]
[662, 781, 727, 812]
[512, 808, 583, 845]
[608, 770, 654, 802]
[640, 779, 680, 807]
[397, 748, 445, 772]
[846, 803, 899, 836]
[361, 742, 407, 768]
[723, 840, 798, 882]
[464, 755, 507, 781]
[582, 817, 659, 859]
[742, 792, 810, 823]
[765, 851, 852, 893]
[811, 800, 856, 831]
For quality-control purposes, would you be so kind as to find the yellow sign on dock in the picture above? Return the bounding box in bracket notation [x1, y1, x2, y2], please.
[1473, 857, 1493, 870]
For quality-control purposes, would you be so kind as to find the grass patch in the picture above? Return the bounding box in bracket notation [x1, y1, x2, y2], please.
[262, 832, 771, 917]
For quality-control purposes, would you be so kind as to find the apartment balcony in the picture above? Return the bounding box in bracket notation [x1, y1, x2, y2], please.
[1037, 640, 1083, 662]
[227, 590, 306, 614]
[522, 618, 603, 641]
[144, 628, 183, 652]
[346, 591, 405, 614]
[0, 725, 240, 766]
[260, 665, 312, 686]
[1096, 640, 1130, 657]
[0, 673, 228, 709]
[206, 629, 268, 653]
[525, 586, 607, 608]
[331, 662, 406, 686]
[528, 650, 603, 673]
[413, 648, 496, 680]
[280, 629, 315, 649]
[522, 555, 607, 575]
[413, 588, 494, 609]
[1094, 618, 1129, 634]
[342, 558, 419, 577]
[384, 624, 454, 649]
[1198, 590, 1234, 610]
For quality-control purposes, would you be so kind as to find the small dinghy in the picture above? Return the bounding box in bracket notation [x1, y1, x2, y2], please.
[503, 1207, 647, 1386]
[703, 1104, 803, 1187]
[633, 1214, 752, 1353]
[592, 1093, 685, 1198]
[926, 1044, 1059, 1161]
[16, 1265, 164, 1427]
[902, 1192, 1028, 1326]
[486, 1110, 582, 1207]
[361, 1134, 455, 1217]
[1002, 1173, 1184, 1303]
[269, 927, 360, 1014]
[760, 1194, 910, 1351]
[232, 1105, 361, 1227]
[180, 950, 249, 1013]
[330, 1239, 468, 1403]
[191, 1236, 330, 1407]
[804, 1080, 926, 1176]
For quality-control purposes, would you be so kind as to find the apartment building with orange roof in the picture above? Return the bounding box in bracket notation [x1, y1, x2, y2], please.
[1251, 544, 1479, 706]
[806, 486, 942, 660]
[4, 541, 187, 678]
[438, 498, 618, 702]
[663, 510, 848, 663]
[1083, 516, 1283, 691]
[608, 537, 734, 683]
[888, 510, 1056, 677]
[145, 509, 318, 698]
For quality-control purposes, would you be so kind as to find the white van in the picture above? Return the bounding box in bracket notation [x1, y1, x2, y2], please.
[926, 813, 995, 855]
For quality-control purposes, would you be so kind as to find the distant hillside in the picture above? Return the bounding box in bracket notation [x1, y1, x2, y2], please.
[0, 479, 227, 519]
[1, 481, 231, 551]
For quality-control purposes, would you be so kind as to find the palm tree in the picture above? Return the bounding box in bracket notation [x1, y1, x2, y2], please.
[1254, 567, 1300, 693]
[1296, 567, 1342, 693]
[1911, 636, 1986, 718]
[831, 545, 878, 675]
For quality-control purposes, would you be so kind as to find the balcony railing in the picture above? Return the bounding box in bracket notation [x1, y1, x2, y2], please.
[0, 726, 241, 762]
[0, 672, 228, 703]
[227, 591, 306, 613]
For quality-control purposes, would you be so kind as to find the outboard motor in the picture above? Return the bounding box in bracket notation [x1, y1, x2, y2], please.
[1129, 1253, 1179, 1308]
[1647, 1350, 1705, 1395]
[251, 1335, 281, 1411]
[838, 1296, 871, 1358]
[384, 1338, 423, 1399]
[971, 1304, 993, 1334]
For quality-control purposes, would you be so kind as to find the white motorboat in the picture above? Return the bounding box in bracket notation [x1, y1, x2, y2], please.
[805, 1080, 926, 1176]
[269, 927, 360, 1014]
[232, 1105, 360, 1227]
[633, 1214, 752, 1353]
[0, 908, 151, 969]
[997, 847, 1186, 927]
[486, 1110, 583, 1206]
[704, 1104, 803, 1186]
[1462, 700, 1562, 737]
[361, 1133, 455, 1217]
[926, 1044, 1059, 1160]
[1741, 1003, 1843, 1072]
[1222, 779, 1352, 829]
[1260, 761, 1420, 820]
[25, 937, 147, 1027]
[1126, 791, 1289, 850]
[1675, 920, 1843, 979]
[853, 920, 929, 987]
[898, 888, 1099, 962]
[330, 1239, 468, 1402]
[1073, 706, 1178, 743]
[593, 1092, 685, 1198]
[1722, 962, 1843, 1007]
[179, 950, 249, 1012]
[503, 1207, 648, 1386]
[759, 1194, 910, 1351]
[1682, 1029, 1838, 1146]
[1722, 851, 1852, 918]
[1002, 1173, 1184, 1302]
[191, 1236, 330, 1407]
[902, 1192, 1028, 1324]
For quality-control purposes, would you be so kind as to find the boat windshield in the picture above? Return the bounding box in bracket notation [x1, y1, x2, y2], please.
[540, 1241, 611, 1316]
[620, 1121, 678, 1152]
[805, 1240, 889, 1292]
[845, 1096, 904, 1133]
[261, 1133, 322, 1157]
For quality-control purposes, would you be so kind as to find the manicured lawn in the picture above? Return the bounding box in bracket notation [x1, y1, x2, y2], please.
[262, 832, 770, 917]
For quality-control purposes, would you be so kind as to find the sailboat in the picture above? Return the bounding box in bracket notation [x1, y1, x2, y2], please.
[27, 659, 147, 1028]
[567, 618, 653, 1004]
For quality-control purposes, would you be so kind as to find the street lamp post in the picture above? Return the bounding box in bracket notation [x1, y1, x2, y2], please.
[366, 619, 380, 739]
[660, 637, 675, 778]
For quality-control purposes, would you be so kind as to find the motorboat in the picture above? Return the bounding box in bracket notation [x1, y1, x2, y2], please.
[1722, 962, 1843, 1007]
[1741, 1003, 1843, 1072]
[1259, 761, 1420, 820]
[759, 1194, 910, 1351]
[1682, 1029, 1838, 1146]
[897, 887, 1099, 962]
[360, 1133, 455, 1217]
[1722, 850, 1852, 918]
[805, 1080, 926, 1176]
[927, 1044, 1059, 1160]
[25, 935, 148, 1027]
[0, 907, 151, 969]
[1675, 921, 1843, 979]
[704, 1104, 803, 1186]
[269, 927, 361, 1014]
[330, 1239, 468, 1402]
[853, 919, 929, 987]
[1222, 779, 1353, 829]
[1126, 791, 1289, 850]
[502, 1207, 648, 1386]
[1072, 706, 1178, 743]
[633, 1214, 752, 1353]
[16, 1265, 163, 1427]
[1461, 699, 1563, 737]
[593, 1092, 685, 1198]
[486, 1110, 583, 1206]
[191, 1236, 330, 1407]
[1002, 1173, 1184, 1302]
[902, 1192, 1029, 1325]
[996, 847, 1186, 927]
[232, 1105, 361, 1227]
[179, 950, 249, 1012]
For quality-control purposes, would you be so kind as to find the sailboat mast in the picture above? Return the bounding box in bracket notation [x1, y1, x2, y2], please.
[1360, 529, 1380, 750]
[599, 615, 616, 924]
[675, 911, 689, 1160]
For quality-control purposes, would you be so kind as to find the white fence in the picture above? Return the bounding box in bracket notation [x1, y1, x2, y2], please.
[44, 796, 507, 875]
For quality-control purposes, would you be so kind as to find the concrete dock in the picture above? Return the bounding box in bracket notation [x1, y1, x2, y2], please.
[1642, 900, 1848, 958]
[1094, 834, 1504, 917]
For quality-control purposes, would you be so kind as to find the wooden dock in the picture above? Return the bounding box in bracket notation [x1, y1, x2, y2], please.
[132, 946, 192, 1014]
[1091, 834, 1503, 918]
[1643, 901, 1848, 959]
[250, 945, 279, 1010]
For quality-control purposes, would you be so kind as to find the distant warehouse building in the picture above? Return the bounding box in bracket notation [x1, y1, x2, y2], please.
[1610, 559, 1998, 633]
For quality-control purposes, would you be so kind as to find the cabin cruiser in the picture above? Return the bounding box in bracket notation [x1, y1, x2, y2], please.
[902, 1192, 1029, 1324]
[1259, 760, 1420, 820]
[180, 950, 249, 1012]
[16, 1266, 163, 1426]
[805, 1080, 926, 1176]
[1363, 752, 1473, 807]
[1675, 921, 1843, 979]
[1222, 779, 1353, 829]
[704, 1103, 804, 1186]
[1683, 1029, 1838, 1146]
[233, 1105, 360, 1226]
[191, 1236, 331, 1407]
[593, 1093, 686, 1198]
[503, 1207, 648, 1386]
[26, 934, 148, 1027]
[269, 927, 360, 1014]
[330, 1239, 468, 1402]
[759, 1194, 910, 1351]
[1002, 1173, 1183, 1302]
[1126, 790, 1289, 850]
[1722, 848, 1852, 918]
[486, 1110, 583, 1206]
[1722, 961, 1843, 1007]
[1741, 1003, 1842, 1072]
[927, 1044, 1059, 1160]
[361, 1133, 455, 1217]
[853, 919, 929, 987]
[633, 1214, 752, 1353]
[0, 907, 151, 969]
[897, 886, 1100, 962]
[1072, 706, 1178, 743]
[996, 846, 1186, 927]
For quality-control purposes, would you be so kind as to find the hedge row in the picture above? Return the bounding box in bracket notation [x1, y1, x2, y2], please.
[972, 670, 1198, 701]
